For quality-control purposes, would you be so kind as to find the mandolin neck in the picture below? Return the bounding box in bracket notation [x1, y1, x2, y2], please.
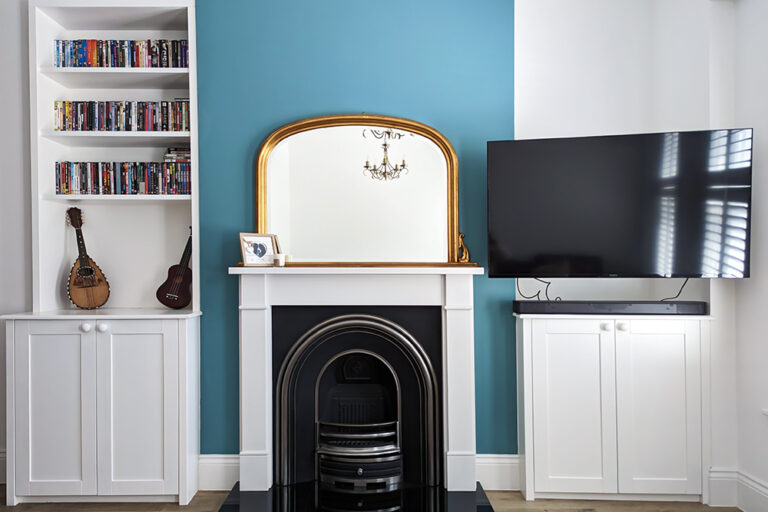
[75, 228, 90, 267]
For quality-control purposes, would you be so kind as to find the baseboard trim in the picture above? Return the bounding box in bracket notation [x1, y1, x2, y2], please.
[198, 455, 240, 491]
[475, 454, 520, 491]
[198, 454, 521, 491]
[737, 470, 768, 512]
[709, 468, 739, 506]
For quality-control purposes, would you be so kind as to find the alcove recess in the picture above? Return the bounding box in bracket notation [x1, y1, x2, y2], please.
[30, 0, 199, 313]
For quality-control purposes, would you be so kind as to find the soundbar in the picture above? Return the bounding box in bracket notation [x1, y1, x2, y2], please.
[513, 300, 708, 316]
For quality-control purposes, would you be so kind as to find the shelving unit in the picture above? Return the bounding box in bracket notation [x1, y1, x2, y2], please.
[29, 0, 200, 312]
[4, 0, 201, 506]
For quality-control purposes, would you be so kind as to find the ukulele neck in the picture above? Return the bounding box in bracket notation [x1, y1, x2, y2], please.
[179, 236, 192, 268]
[75, 228, 90, 267]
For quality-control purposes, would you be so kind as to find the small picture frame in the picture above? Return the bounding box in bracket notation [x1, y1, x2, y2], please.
[240, 233, 281, 266]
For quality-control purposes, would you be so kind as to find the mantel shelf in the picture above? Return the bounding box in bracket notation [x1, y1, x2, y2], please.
[229, 266, 485, 276]
[40, 67, 190, 89]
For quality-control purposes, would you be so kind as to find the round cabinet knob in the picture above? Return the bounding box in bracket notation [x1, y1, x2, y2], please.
[97, 323, 109, 333]
[80, 323, 92, 333]
[600, 322, 613, 332]
[617, 322, 629, 332]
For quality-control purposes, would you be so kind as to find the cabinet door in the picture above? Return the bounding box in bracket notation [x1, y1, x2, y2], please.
[615, 319, 701, 494]
[531, 319, 618, 493]
[13, 320, 98, 496]
[96, 319, 179, 495]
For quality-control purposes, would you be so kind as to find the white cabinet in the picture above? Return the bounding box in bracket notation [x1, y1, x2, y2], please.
[96, 319, 179, 496]
[11, 320, 98, 497]
[615, 319, 702, 495]
[5, 315, 199, 505]
[517, 315, 708, 501]
[531, 319, 617, 493]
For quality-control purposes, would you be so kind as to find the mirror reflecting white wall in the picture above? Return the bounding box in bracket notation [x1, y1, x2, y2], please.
[266, 125, 448, 262]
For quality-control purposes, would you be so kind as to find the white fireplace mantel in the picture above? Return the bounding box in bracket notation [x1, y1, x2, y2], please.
[229, 265, 484, 492]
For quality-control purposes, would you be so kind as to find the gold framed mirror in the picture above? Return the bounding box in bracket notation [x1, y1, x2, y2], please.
[255, 114, 472, 265]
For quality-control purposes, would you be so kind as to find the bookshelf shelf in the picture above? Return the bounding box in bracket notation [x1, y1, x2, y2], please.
[43, 193, 191, 202]
[41, 67, 189, 89]
[42, 130, 190, 147]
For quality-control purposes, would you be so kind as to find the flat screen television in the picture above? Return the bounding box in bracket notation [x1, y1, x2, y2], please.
[488, 129, 753, 278]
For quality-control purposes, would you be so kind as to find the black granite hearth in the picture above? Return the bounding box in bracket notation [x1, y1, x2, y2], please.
[218, 482, 494, 512]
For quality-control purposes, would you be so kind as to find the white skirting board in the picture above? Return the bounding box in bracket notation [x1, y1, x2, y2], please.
[708, 468, 768, 510]
[737, 471, 768, 512]
[198, 454, 522, 491]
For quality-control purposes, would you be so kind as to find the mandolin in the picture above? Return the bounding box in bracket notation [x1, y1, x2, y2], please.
[66, 207, 110, 309]
[156, 232, 192, 309]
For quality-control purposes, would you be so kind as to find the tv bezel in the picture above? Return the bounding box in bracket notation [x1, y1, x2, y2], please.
[486, 129, 754, 279]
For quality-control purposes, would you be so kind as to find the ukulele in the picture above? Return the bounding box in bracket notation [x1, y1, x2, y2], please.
[156, 232, 192, 309]
[66, 207, 110, 309]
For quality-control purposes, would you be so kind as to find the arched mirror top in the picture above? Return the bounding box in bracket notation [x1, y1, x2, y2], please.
[256, 114, 471, 265]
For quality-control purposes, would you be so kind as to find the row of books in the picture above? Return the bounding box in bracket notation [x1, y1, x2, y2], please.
[55, 160, 191, 196]
[54, 100, 190, 132]
[55, 39, 188, 68]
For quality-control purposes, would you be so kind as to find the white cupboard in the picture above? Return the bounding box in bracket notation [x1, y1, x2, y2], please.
[5, 315, 200, 505]
[517, 315, 708, 501]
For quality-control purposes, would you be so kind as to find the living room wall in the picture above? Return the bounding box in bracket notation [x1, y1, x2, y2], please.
[195, 0, 517, 455]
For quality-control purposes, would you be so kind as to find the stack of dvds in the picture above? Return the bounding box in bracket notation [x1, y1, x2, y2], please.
[54, 100, 190, 131]
[55, 149, 191, 196]
[54, 39, 188, 68]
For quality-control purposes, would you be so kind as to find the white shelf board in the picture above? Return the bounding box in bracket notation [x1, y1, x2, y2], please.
[2, 307, 201, 320]
[37, 5, 189, 31]
[42, 130, 190, 147]
[42, 193, 191, 203]
[40, 67, 189, 89]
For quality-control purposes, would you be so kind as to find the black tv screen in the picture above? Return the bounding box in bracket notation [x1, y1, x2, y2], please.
[488, 129, 753, 278]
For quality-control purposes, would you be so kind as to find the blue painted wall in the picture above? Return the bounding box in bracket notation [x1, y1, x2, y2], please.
[196, 0, 516, 455]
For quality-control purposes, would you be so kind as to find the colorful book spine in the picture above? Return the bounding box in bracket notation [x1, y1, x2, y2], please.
[53, 100, 190, 131]
[55, 158, 191, 196]
[54, 39, 189, 68]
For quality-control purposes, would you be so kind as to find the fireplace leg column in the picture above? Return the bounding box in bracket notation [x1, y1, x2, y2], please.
[443, 274, 478, 491]
[239, 274, 273, 491]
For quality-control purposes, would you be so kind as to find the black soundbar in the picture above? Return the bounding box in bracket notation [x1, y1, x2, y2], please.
[513, 300, 708, 316]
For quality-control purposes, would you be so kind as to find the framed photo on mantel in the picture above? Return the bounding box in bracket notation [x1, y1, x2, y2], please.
[240, 233, 281, 266]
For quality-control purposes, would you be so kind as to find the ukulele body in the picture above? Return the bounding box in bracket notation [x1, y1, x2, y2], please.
[156, 264, 192, 309]
[67, 257, 110, 309]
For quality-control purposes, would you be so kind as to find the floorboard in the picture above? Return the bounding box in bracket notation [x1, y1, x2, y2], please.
[0, 486, 741, 512]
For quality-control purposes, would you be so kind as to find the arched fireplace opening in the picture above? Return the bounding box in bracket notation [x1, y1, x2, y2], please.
[275, 314, 441, 492]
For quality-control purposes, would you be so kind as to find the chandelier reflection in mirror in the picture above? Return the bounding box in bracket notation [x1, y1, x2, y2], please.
[363, 128, 410, 181]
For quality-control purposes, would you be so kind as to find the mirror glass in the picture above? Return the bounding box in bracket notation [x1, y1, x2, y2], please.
[265, 125, 449, 262]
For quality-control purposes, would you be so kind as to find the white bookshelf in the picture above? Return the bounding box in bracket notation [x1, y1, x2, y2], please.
[6, 1, 202, 506]
[29, 0, 200, 313]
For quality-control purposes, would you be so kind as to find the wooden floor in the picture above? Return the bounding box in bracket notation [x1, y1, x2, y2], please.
[0, 486, 740, 512]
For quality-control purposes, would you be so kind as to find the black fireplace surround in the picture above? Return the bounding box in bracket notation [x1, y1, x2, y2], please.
[272, 306, 443, 490]
[218, 306, 494, 512]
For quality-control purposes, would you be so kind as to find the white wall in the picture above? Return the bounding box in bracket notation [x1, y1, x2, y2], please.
[514, 0, 744, 505]
[0, 0, 32, 479]
[733, 0, 768, 507]
[514, 0, 714, 303]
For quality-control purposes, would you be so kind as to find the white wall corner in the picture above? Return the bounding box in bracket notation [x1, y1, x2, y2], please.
[708, 468, 739, 506]
[737, 471, 768, 512]
[198, 454, 520, 492]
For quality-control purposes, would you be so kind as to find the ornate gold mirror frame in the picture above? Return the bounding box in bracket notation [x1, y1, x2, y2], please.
[255, 113, 473, 266]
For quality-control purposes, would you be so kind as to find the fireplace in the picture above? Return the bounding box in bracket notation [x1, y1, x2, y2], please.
[229, 266, 488, 511]
[273, 310, 442, 492]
